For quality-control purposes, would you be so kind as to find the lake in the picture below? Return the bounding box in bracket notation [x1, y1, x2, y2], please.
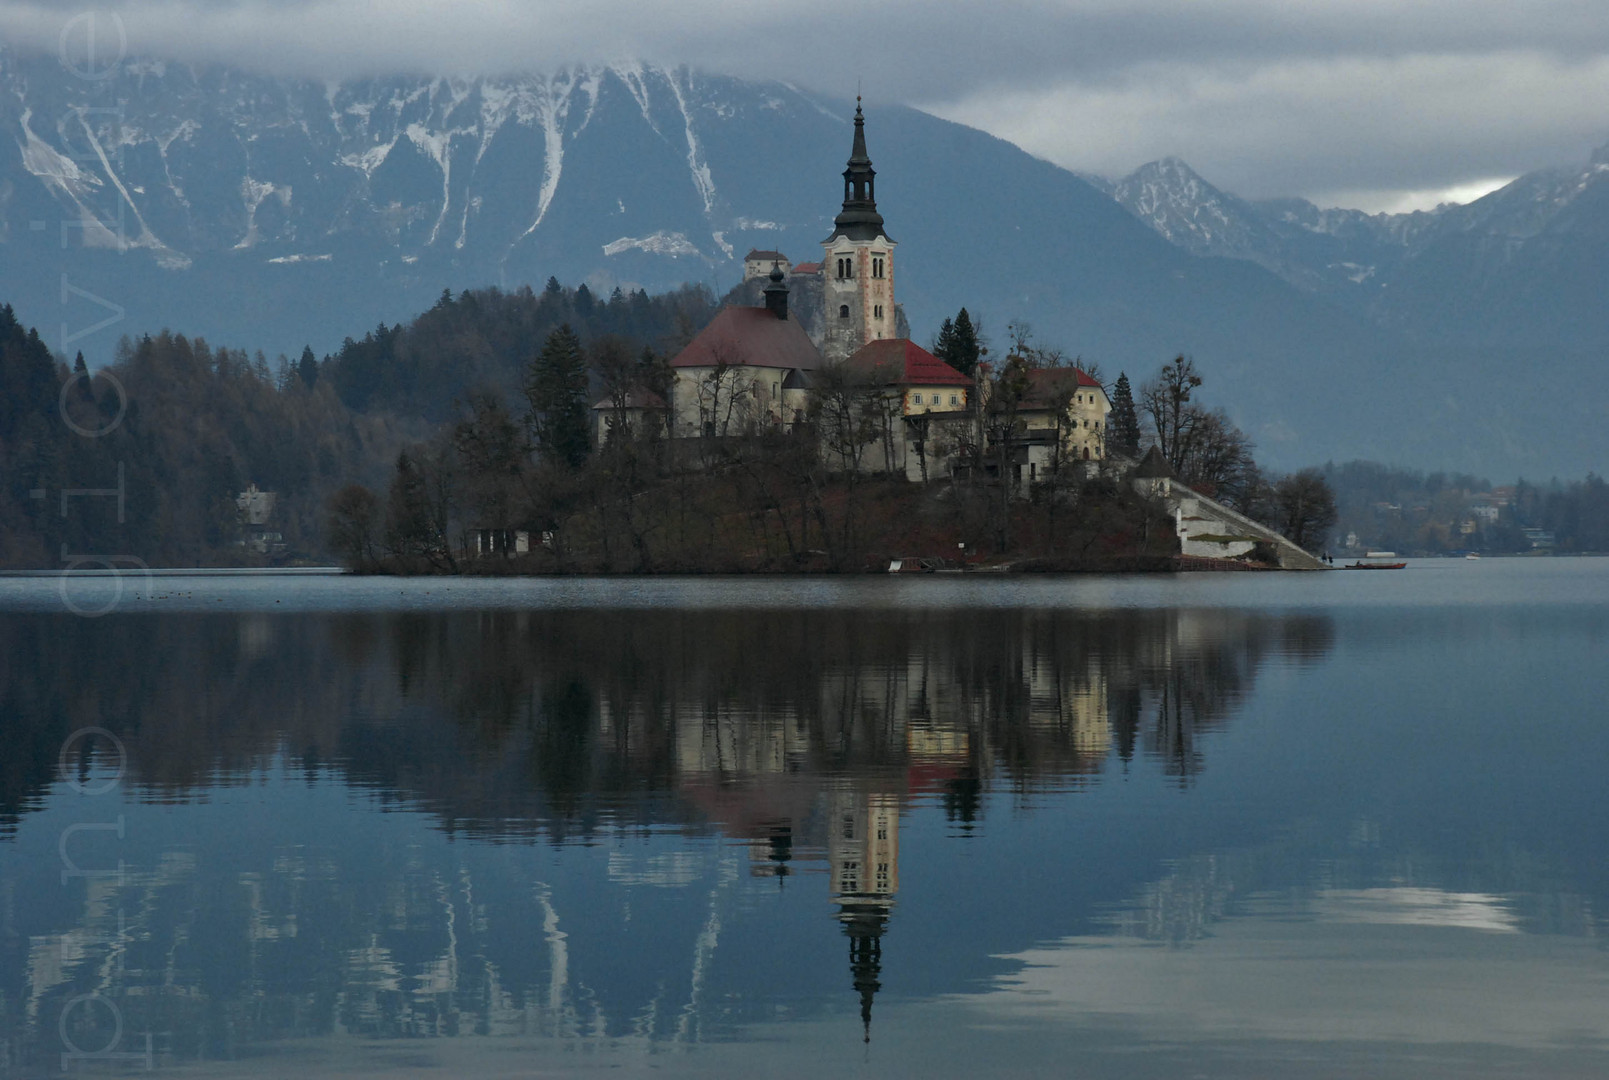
[3, 560, 1607, 1077]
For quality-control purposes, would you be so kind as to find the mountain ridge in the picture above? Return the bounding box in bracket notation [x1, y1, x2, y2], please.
[1103, 143, 1609, 350]
[1, 45, 1605, 477]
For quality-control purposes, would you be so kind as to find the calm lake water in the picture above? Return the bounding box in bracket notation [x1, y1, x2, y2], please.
[2, 560, 1608, 1078]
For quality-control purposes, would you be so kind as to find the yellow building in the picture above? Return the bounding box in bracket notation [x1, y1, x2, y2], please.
[1019, 367, 1111, 463]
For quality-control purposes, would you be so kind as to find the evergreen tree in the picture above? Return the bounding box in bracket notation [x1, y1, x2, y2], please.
[950, 308, 981, 378]
[932, 317, 957, 367]
[574, 283, 595, 317]
[1107, 371, 1141, 458]
[297, 345, 319, 389]
[72, 352, 95, 400]
[544, 276, 564, 297]
[524, 324, 592, 468]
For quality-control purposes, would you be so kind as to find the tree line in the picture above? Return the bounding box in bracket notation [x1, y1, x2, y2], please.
[1323, 461, 1609, 554]
[322, 279, 715, 421]
[0, 305, 420, 569]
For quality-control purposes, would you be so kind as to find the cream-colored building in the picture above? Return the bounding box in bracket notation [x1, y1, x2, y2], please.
[828, 787, 900, 907]
[743, 249, 792, 280]
[590, 387, 668, 446]
[827, 338, 973, 481]
[668, 267, 821, 436]
[1019, 367, 1111, 463]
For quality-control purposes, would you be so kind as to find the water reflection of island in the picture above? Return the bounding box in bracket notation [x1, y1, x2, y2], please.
[0, 607, 1332, 1068]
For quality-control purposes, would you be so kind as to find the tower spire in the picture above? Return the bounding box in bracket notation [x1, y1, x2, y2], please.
[830, 98, 887, 242]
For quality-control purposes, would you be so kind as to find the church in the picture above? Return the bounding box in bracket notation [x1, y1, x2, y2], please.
[664, 100, 1108, 481]
[666, 102, 973, 470]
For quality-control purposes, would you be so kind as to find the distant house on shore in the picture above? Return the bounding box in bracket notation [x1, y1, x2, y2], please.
[235, 484, 284, 556]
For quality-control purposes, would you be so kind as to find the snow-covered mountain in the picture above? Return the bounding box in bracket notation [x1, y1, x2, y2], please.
[0, 50, 850, 337]
[2, 45, 1607, 476]
[1106, 147, 1609, 349]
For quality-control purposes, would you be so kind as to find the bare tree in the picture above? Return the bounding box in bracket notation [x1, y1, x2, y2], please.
[1139, 357, 1257, 505]
[592, 334, 639, 444]
[325, 484, 381, 569]
[1140, 355, 1203, 472]
[1272, 469, 1338, 553]
[810, 361, 885, 564]
[383, 445, 459, 573]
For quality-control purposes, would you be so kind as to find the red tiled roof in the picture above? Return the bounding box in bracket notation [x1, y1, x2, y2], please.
[791, 262, 821, 275]
[846, 338, 971, 387]
[671, 307, 823, 370]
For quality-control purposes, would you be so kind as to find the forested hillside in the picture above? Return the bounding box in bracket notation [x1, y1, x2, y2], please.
[323, 280, 716, 421]
[0, 280, 718, 568]
[0, 305, 420, 567]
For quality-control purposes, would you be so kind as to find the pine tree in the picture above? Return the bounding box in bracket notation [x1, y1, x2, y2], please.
[574, 283, 595, 317]
[950, 308, 981, 378]
[297, 345, 319, 389]
[932, 317, 957, 367]
[73, 352, 95, 400]
[1108, 371, 1141, 458]
[524, 324, 592, 468]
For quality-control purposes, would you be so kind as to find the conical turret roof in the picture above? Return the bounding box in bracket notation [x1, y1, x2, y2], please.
[826, 99, 890, 244]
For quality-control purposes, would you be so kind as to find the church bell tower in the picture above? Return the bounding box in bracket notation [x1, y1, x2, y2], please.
[822, 99, 897, 363]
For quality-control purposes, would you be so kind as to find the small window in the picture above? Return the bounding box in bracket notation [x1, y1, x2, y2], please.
[912, 393, 922, 405]
[839, 304, 850, 319]
[873, 304, 883, 319]
[950, 394, 959, 406]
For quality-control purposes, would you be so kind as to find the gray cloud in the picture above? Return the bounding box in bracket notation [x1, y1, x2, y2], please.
[3, 0, 1606, 208]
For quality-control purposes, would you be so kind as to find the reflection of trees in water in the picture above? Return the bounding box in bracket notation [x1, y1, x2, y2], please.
[0, 605, 1339, 1070]
[0, 607, 1334, 839]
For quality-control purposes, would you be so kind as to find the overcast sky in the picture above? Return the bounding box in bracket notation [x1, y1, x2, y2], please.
[4, 0, 1608, 211]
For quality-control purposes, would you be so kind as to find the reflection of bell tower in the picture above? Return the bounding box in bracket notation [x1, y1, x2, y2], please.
[828, 789, 900, 1041]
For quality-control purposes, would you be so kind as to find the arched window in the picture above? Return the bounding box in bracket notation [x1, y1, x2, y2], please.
[839, 304, 850, 319]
